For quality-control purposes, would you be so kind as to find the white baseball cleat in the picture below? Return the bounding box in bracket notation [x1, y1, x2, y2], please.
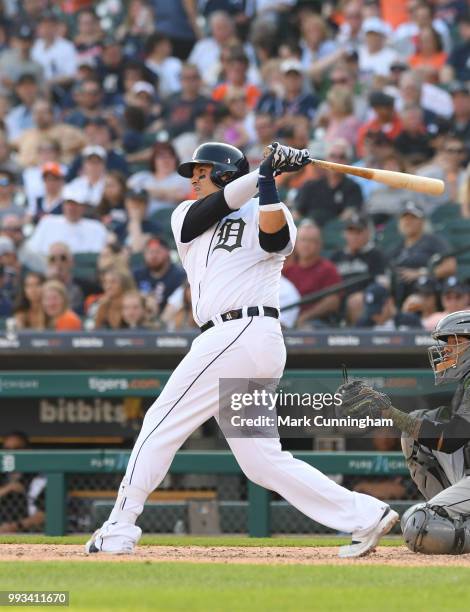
[85, 521, 142, 555]
[338, 507, 399, 559]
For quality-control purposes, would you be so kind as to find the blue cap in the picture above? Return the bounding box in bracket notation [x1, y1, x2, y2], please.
[363, 283, 390, 316]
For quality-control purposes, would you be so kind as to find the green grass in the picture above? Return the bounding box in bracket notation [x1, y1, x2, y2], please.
[0, 562, 467, 612]
[0, 534, 402, 547]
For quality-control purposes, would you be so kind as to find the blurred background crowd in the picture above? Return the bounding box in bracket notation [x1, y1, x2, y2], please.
[1, 0, 470, 332]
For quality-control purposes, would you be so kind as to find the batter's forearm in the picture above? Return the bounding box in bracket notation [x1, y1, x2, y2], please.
[224, 170, 260, 210]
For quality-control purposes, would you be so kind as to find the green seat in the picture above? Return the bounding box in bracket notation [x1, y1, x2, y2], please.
[149, 208, 175, 248]
[321, 218, 345, 254]
[73, 252, 98, 282]
[375, 218, 401, 257]
[430, 202, 461, 227]
[435, 218, 470, 250]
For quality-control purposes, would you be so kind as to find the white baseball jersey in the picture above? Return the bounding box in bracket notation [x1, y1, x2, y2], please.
[171, 197, 297, 326]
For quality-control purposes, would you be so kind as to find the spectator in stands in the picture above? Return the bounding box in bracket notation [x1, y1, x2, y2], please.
[67, 145, 107, 208]
[331, 213, 388, 324]
[0, 432, 45, 534]
[133, 236, 186, 313]
[65, 78, 104, 129]
[188, 11, 239, 85]
[443, 13, 470, 83]
[120, 290, 153, 329]
[448, 81, 470, 154]
[295, 139, 363, 227]
[0, 214, 43, 275]
[212, 48, 260, 110]
[365, 153, 414, 223]
[422, 276, 470, 331]
[27, 183, 108, 255]
[13, 271, 46, 330]
[391, 201, 456, 305]
[356, 282, 422, 329]
[408, 26, 447, 71]
[283, 221, 341, 328]
[46, 242, 84, 315]
[148, 0, 201, 61]
[31, 12, 77, 86]
[402, 275, 441, 330]
[394, 0, 451, 57]
[394, 105, 433, 167]
[358, 17, 397, 81]
[0, 131, 20, 178]
[256, 59, 317, 122]
[244, 111, 277, 169]
[172, 102, 219, 163]
[0, 170, 24, 222]
[336, 0, 364, 51]
[93, 267, 135, 330]
[67, 117, 129, 180]
[13, 99, 86, 167]
[4, 73, 39, 140]
[144, 32, 182, 98]
[160, 281, 196, 331]
[0, 25, 43, 90]
[356, 90, 403, 158]
[115, 0, 155, 58]
[42, 279, 82, 331]
[417, 134, 467, 213]
[114, 189, 161, 253]
[300, 13, 343, 85]
[396, 69, 451, 123]
[73, 7, 104, 62]
[321, 86, 361, 150]
[96, 38, 125, 106]
[163, 64, 213, 138]
[22, 138, 63, 214]
[127, 142, 188, 214]
[97, 172, 127, 233]
[214, 88, 255, 150]
[27, 162, 64, 223]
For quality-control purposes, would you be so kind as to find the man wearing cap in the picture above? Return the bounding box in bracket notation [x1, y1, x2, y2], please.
[31, 12, 77, 85]
[358, 16, 397, 80]
[402, 275, 441, 330]
[256, 59, 317, 121]
[0, 25, 43, 90]
[331, 213, 388, 324]
[65, 79, 105, 129]
[423, 277, 470, 331]
[391, 201, 456, 304]
[444, 13, 470, 83]
[356, 282, 422, 330]
[448, 82, 470, 153]
[27, 162, 65, 222]
[356, 90, 403, 158]
[4, 74, 38, 140]
[0, 171, 24, 223]
[66, 146, 107, 208]
[27, 183, 107, 255]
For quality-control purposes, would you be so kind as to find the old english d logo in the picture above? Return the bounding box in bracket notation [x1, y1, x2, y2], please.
[213, 219, 246, 252]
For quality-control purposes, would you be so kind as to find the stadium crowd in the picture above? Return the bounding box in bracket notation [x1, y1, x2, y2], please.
[0, 0, 470, 332]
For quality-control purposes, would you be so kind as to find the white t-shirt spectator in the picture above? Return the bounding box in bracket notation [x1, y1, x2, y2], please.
[27, 215, 107, 254]
[66, 176, 106, 208]
[145, 57, 182, 98]
[359, 46, 398, 79]
[31, 37, 77, 81]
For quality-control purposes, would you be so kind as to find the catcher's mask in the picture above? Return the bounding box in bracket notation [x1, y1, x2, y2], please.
[428, 310, 470, 385]
[177, 142, 249, 188]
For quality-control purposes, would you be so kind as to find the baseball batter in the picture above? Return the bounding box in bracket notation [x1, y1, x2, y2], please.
[86, 142, 398, 558]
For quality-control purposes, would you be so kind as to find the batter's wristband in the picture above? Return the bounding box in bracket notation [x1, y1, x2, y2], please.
[259, 203, 283, 211]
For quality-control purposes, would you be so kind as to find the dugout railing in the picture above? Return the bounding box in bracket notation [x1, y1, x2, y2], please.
[0, 450, 408, 537]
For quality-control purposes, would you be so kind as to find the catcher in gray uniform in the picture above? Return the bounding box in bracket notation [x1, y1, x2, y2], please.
[337, 310, 470, 554]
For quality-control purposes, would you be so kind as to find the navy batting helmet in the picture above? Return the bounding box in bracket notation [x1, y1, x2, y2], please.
[177, 142, 249, 188]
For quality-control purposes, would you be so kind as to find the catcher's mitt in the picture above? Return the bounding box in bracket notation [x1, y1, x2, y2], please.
[336, 380, 392, 420]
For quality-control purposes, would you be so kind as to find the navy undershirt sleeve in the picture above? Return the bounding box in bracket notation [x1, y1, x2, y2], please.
[180, 191, 232, 243]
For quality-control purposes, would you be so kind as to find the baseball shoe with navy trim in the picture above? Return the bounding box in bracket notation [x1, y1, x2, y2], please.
[338, 507, 399, 559]
[85, 521, 141, 555]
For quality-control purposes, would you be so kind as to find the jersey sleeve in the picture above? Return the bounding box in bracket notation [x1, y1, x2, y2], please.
[171, 199, 195, 262]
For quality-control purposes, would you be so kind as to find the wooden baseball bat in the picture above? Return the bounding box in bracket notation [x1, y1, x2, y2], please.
[309, 158, 445, 196]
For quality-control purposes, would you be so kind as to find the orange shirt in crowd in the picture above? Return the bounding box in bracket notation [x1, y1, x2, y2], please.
[356, 115, 403, 158]
[55, 310, 82, 331]
[381, 0, 408, 29]
[408, 52, 448, 71]
[212, 83, 261, 109]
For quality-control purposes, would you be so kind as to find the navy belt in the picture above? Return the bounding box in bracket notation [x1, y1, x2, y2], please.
[200, 306, 279, 333]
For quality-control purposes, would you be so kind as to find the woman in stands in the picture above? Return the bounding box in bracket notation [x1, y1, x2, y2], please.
[42, 280, 82, 331]
[13, 272, 46, 330]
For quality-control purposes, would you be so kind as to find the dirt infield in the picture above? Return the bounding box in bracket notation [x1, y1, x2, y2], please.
[1, 544, 470, 566]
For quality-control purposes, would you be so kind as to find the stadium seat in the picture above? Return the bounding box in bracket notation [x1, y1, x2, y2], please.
[73, 252, 99, 282]
[149, 208, 176, 248]
[435, 218, 470, 250]
[430, 202, 462, 227]
[322, 218, 345, 254]
[375, 217, 402, 257]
